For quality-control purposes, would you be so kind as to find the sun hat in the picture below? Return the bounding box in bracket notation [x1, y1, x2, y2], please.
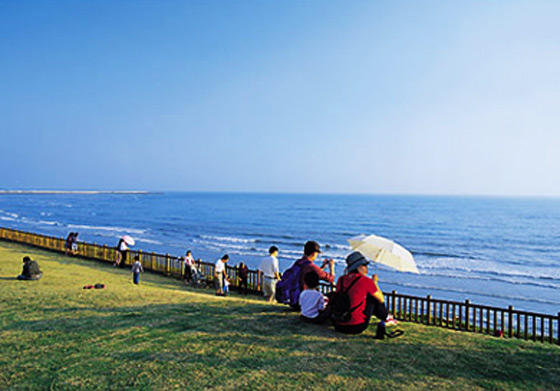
[345, 251, 369, 273]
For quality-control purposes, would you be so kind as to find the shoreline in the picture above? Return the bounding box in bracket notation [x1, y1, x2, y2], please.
[0, 190, 155, 195]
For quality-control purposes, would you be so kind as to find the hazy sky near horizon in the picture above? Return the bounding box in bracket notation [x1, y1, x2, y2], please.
[1, 1, 559, 196]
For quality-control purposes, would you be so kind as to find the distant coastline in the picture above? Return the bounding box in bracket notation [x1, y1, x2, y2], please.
[0, 190, 154, 195]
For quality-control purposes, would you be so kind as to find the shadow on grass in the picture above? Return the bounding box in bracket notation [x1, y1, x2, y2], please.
[4, 300, 560, 389]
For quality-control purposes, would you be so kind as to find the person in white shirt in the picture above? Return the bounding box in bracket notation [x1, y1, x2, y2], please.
[258, 246, 281, 302]
[114, 238, 129, 267]
[183, 250, 195, 284]
[299, 271, 330, 324]
[214, 254, 229, 296]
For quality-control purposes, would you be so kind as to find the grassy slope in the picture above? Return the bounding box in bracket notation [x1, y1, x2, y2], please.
[0, 241, 559, 391]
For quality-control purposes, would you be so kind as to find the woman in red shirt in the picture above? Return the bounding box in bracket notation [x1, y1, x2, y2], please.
[333, 251, 394, 334]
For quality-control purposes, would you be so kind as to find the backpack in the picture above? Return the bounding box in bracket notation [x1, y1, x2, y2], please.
[330, 275, 363, 323]
[275, 259, 311, 308]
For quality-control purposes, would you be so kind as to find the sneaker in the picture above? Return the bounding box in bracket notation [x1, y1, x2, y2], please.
[385, 314, 398, 326]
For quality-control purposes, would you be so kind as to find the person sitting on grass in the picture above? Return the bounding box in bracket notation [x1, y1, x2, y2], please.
[131, 255, 144, 285]
[299, 241, 335, 292]
[17, 256, 43, 281]
[333, 251, 396, 335]
[299, 271, 331, 324]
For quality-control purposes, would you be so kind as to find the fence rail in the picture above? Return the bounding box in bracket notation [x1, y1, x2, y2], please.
[1, 226, 558, 345]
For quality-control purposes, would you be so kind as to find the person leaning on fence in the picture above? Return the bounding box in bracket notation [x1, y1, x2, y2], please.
[214, 254, 229, 296]
[131, 255, 144, 285]
[257, 246, 281, 302]
[332, 251, 397, 335]
[114, 238, 128, 267]
[17, 256, 43, 281]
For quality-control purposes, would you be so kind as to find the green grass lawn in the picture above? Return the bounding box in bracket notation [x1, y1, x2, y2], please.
[0, 241, 559, 391]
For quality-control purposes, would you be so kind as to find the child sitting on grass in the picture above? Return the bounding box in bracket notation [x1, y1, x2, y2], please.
[131, 255, 144, 285]
[299, 271, 331, 324]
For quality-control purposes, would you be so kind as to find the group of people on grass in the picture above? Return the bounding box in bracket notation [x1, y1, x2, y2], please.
[212, 240, 397, 336]
[17, 234, 396, 336]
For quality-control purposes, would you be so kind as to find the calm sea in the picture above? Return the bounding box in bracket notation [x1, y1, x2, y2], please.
[1, 192, 559, 314]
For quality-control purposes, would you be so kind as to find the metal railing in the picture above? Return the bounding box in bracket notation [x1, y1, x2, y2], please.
[1, 226, 558, 345]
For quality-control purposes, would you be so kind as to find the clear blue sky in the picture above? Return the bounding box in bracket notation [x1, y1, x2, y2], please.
[1, 1, 559, 196]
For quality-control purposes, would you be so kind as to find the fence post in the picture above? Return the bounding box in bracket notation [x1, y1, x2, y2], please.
[465, 300, 471, 332]
[557, 312, 560, 346]
[426, 295, 432, 325]
[151, 252, 155, 272]
[166, 254, 170, 275]
[391, 290, 397, 317]
[508, 306, 514, 338]
[138, 250, 143, 266]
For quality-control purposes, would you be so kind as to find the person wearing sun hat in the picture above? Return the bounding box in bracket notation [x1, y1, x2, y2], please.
[333, 251, 396, 335]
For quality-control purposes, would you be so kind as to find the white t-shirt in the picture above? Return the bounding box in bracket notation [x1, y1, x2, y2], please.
[119, 241, 128, 252]
[184, 255, 194, 266]
[258, 255, 279, 278]
[215, 259, 225, 274]
[299, 289, 326, 319]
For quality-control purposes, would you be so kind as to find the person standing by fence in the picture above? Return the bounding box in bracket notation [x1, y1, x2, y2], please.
[214, 254, 229, 296]
[114, 238, 128, 267]
[65, 232, 74, 255]
[71, 232, 79, 255]
[183, 250, 195, 284]
[237, 262, 249, 296]
[258, 246, 281, 302]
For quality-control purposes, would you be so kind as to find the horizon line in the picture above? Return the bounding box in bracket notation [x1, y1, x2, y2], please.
[1, 189, 559, 199]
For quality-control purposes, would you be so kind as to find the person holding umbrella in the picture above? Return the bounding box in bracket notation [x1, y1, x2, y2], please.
[114, 235, 134, 267]
[332, 251, 397, 335]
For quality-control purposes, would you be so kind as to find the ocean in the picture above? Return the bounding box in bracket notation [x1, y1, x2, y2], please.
[1, 192, 559, 315]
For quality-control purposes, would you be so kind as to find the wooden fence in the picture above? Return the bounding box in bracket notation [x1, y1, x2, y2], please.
[1, 226, 558, 345]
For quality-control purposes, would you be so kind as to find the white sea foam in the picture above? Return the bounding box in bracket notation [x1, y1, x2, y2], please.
[36, 220, 59, 226]
[67, 224, 146, 235]
[199, 234, 257, 244]
[135, 238, 163, 245]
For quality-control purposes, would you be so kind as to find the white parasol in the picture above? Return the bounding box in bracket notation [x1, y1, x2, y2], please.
[348, 234, 419, 274]
[122, 235, 135, 246]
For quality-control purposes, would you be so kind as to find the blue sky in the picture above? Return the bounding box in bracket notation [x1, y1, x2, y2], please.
[1, 1, 559, 196]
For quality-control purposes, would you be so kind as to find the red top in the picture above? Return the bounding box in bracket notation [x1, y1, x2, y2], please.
[300, 258, 335, 289]
[334, 273, 379, 326]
